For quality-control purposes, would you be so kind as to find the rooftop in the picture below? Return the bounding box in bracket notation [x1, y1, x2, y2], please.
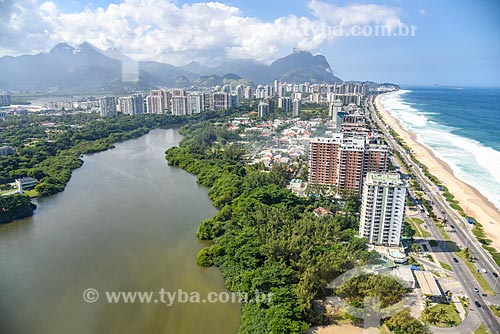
[414, 270, 442, 297]
[365, 172, 405, 187]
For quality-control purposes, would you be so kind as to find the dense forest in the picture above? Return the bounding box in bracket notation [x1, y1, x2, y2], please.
[0, 194, 36, 224]
[165, 121, 428, 333]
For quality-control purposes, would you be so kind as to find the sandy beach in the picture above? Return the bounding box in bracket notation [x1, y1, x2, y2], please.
[375, 94, 500, 252]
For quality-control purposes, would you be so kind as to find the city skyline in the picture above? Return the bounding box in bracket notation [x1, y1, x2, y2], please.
[1, 0, 499, 86]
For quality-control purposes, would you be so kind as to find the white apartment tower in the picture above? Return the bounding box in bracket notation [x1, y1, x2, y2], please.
[171, 96, 188, 115]
[146, 90, 165, 114]
[292, 98, 301, 117]
[187, 94, 204, 114]
[359, 173, 406, 247]
[99, 97, 117, 117]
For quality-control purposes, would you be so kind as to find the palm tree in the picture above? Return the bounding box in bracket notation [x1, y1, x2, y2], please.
[411, 243, 421, 253]
[445, 318, 456, 327]
[464, 247, 472, 261]
[438, 308, 447, 320]
[428, 312, 439, 324]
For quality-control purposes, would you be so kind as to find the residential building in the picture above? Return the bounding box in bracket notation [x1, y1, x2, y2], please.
[212, 92, 232, 111]
[131, 94, 144, 114]
[187, 94, 204, 114]
[118, 96, 133, 115]
[146, 90, 165, 114]
[0, 94, 11, 106]
[292, 98, 301, 117]
[278, 97, 292, 112]
[99, 96, 117, 117]
[308, 133, 389, 194]
[244, 86, 254, 100]
[258, 102, 269, 117]
[171, 96, 188, 115]
[359, 172, 406, 247]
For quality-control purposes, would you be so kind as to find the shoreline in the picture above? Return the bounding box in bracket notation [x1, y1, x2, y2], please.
[375, 93, 500, 252]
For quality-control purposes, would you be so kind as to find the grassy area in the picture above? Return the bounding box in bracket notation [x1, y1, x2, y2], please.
[459, 296, 469, 317]
[421, 303, 462, 327]
[447, 241, 495, 295]
[430, 270, 441, 278]
[22, 189, 39, 198]
[436, 223, 451, 241]
[489, 305, 500, 318]
[405, 217, 421, 238]
[440, 261, 453, 272]
[406, 217, 432, 238]
[474, 322, 488, 334]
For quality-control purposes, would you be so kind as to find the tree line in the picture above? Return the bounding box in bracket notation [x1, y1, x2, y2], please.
[165, 121, 429, 333]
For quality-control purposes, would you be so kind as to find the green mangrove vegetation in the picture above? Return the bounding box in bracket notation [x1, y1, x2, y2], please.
[165, 120, 427, 334]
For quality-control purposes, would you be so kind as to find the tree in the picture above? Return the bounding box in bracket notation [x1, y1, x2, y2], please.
[0, 194, 37, 224]
[385, 309, 430, 334]
[437, 307, 447, 320]
[464, 247, 472, 261]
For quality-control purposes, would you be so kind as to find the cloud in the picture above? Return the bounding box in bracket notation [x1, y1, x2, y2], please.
[0, 0, 407, 65]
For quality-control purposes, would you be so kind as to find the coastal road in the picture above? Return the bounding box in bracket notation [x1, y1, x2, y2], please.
[367, 95, 500, 295]
[366, 95, 500, 333]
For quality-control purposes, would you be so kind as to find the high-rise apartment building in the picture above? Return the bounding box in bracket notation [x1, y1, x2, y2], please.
[0, 94, 11, 106]
[118, 96, 133, 115]
[187, 94, 204, 115]
[131, 94, 144, 114]
[99, 96, 117, 117]
[258, 102, 269, 117]
[278, 97, 292, 112]
[308, 133, 389, 194]
[359, 173, 406, 246]
[212, 92, 232, 111]
[244, 86, 254, 100]
[146, 90, 166, 114]
[292, 98, 301, 117]
[171, 96, 188, 115]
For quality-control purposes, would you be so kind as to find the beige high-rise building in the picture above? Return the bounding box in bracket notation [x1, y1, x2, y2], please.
[308, 133, 389, 194]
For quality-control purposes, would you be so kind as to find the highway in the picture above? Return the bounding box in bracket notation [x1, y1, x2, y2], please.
[366, 95, 500, 333]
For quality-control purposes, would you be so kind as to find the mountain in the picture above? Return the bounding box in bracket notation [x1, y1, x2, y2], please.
[269, 50, 341, 84]
[0, 44, 342, 93]
[179, 61, 214, 75]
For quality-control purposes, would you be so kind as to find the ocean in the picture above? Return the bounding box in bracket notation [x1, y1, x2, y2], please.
[379, 86, 500, 212]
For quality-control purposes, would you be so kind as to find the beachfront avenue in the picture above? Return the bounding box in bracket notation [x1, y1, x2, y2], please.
[83, 288, 273, 306]
[367, 95, 500, 333]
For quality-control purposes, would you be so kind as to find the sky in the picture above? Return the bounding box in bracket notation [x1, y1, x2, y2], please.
[1, 0, 499, 86]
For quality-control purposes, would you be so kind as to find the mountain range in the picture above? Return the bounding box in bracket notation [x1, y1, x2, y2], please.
[0, 42, 342, 93]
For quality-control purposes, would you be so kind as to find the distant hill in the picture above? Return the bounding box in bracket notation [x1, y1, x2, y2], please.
[0, 43, 342, 93]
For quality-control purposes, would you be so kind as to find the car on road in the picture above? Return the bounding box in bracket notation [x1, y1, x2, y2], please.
[474, 287, 479, 293]
[481, 268, 488, 273]
[482, 293, 487, 297]
[450, 225, 454, 228]
[475, 301, 481, 307]
[453, 257, 459, 263]
[493, 272, 498, 278]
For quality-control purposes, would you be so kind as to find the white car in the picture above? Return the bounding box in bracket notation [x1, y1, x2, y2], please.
[481, 268, 487, 273]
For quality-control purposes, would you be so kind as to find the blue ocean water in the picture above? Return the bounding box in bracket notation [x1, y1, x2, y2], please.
[379, 87, 500, 211]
